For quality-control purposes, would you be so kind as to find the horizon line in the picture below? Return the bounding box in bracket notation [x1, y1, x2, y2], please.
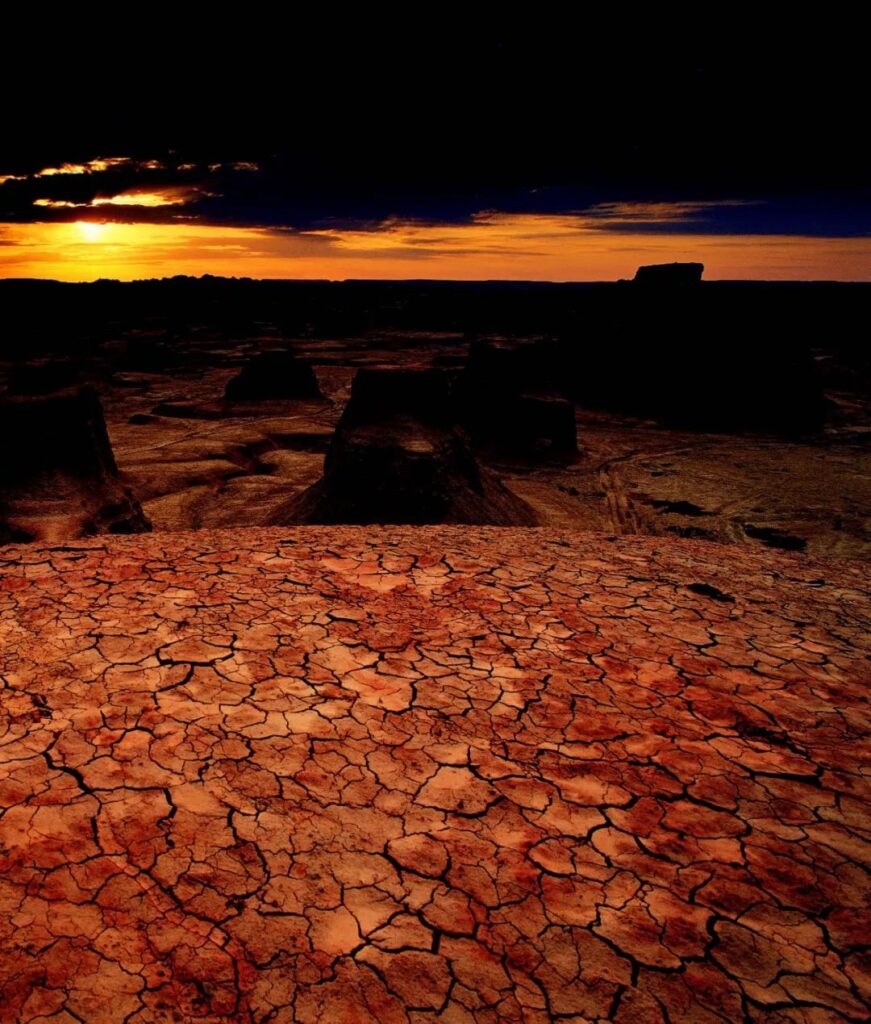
[2, 274, 870, 286]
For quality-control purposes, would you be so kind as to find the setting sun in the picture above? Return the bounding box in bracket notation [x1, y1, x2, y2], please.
[75, 221, 109, 243]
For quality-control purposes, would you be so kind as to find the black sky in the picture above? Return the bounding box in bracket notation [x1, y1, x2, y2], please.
[1, 16, 867, 238]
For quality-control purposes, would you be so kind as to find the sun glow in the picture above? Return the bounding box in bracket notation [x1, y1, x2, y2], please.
[75, 221, 109, 243]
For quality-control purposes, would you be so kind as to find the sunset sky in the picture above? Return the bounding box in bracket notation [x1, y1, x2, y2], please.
[2, 22, 866, 282]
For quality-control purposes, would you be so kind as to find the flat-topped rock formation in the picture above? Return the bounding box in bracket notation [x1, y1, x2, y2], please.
[149, 351, 329, 420]
[276, 366, 537, 524]
[338, 364, 460, 427]
[460, 339, 577, 459]
[633, 261, 705, 285]
[0, 526, 868, 1022]
[0, 385, 150, 543]
[224, 349, 325, 403]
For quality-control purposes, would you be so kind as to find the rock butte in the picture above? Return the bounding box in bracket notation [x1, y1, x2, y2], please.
[633, 262, 705, 286]
[224, 351, 326, 404]
[0, 384, 150, 544]
[0, 526, 869, 1023]
[276, 367, 537, 526]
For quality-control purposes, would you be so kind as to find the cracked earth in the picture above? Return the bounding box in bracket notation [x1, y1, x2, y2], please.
[1, 527, 869, 1023]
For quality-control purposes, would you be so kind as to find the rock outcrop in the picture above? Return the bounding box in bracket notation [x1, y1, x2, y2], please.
[0, 385, 150, 542]
[224, 350, 325, 402]
[274, 366, 537, 524]
[459, 338, 577, 458]
[633, 261, 704, 285]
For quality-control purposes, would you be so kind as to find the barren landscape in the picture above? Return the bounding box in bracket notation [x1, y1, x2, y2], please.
[2, 526, 869, 1022]
[1, 201, 870, 1024]
[2, 21, 869, 1022]
[2, 279, 869, 558]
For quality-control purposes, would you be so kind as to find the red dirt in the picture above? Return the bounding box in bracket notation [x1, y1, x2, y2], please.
[1, 527, 869, 1023]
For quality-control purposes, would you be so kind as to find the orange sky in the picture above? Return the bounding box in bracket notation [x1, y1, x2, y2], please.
[1, 215, 868, 281]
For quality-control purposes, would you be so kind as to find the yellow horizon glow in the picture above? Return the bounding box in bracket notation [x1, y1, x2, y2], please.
[0, 215, 868, 282]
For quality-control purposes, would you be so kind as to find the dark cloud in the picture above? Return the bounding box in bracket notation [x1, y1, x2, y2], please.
[1, 16, 866, 238]
[1, 155, 866, 239]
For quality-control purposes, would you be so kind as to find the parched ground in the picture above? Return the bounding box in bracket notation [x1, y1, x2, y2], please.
[0, 527, 869, 1024]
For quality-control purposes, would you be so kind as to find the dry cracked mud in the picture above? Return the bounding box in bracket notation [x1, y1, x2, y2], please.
[1, 527, 869, 1023]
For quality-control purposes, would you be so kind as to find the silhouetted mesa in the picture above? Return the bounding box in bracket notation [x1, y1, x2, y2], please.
[459, 339, 577, 458]
[272, 366, 536, 525]
[224, 350, 325, 402]
[0, 386, 150, 543]
[633, 262, 704, 285]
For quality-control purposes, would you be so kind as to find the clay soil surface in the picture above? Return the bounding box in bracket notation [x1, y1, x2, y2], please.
[1, 527, 868, 1022]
